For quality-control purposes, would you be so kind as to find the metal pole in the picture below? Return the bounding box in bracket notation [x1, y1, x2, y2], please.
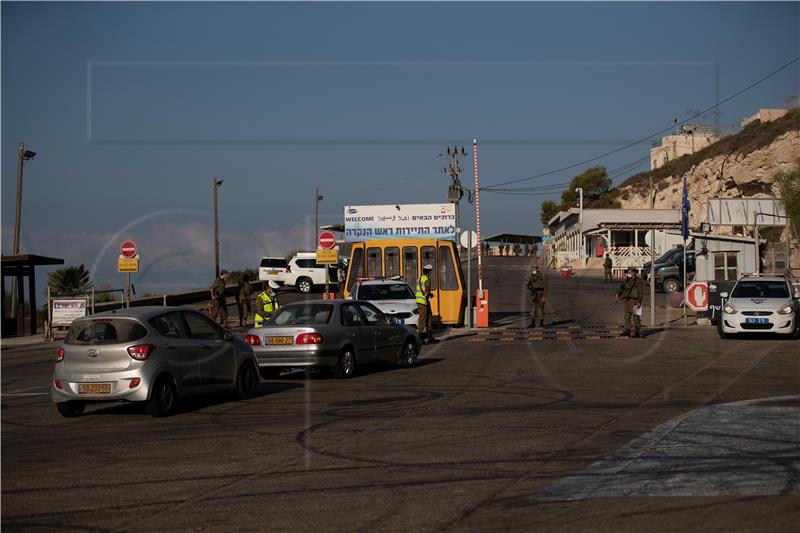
[47, 286, 51, 341]
[213, 178, 222, 278]
[472, 139, 483, 293]
[127, 272, 131, 308]
[754, 223, 760, 274]
[650, 228, 656, 327]
[91, 284, 96, 314]
[467, 231, 472, 328]
[682, 238, 687, 325]
[13, 143, 24, 256]
[315, 186, 320, 236]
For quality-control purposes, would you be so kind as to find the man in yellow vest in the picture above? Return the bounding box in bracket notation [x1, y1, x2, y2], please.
[416, 264, 437, 344]
[254, 280, 280, 328]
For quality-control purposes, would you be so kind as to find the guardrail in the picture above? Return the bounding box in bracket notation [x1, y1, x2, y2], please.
[93, 281, 267, 312]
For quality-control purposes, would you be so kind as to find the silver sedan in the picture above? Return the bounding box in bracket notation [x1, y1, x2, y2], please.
[245, 300, 421, 379]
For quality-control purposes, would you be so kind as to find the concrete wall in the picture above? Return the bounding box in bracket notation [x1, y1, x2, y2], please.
[650, 132, 722, 170]
[740, 108, 790, 128]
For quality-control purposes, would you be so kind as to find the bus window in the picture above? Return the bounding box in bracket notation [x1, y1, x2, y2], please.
[347, 247, 364, 292]
[421, 246, 437, 289]
[439, 245, 458, 290]
[403, 247, 418, 288]
[366, 247, 382, 277]
[384, 247, 400, 278]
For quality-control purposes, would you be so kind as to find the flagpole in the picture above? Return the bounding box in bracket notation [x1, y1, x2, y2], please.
[683, 235, 687, 326]
[681, 175, 689, 326]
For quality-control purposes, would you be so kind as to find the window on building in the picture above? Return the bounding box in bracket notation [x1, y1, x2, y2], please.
[612, 231, 633, 247]
[713, 251, 738, 281]
[384, 247, 400, 278]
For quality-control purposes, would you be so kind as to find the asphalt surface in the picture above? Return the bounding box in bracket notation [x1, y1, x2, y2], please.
[2, 256, 799, 532]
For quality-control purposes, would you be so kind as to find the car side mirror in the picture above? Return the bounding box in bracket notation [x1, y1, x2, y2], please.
[720, 292, 728, 299]
[223, 331, 234, 342]
[793, 291, 800, 300]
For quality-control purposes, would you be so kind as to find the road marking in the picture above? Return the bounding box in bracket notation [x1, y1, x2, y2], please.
[1, 385, 50, 397]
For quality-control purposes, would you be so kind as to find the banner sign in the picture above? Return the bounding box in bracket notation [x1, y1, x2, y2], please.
[707, 198, 786, 226]
[52, 299, 87, 326]
[344, 204, 456, 242]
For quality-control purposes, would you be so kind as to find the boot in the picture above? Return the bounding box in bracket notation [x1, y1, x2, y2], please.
[633, 329, 641, 338]
[539, 319, 545, 328]
[623, 329, 631, 338]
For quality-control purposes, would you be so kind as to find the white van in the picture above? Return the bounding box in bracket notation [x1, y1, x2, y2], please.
[258, 257, 288, 284]
[283, 252, 339, 293]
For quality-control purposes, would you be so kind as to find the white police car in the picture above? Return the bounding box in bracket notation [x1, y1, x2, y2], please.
[718, 275, 800, 339]
[348, 278, 419, 325]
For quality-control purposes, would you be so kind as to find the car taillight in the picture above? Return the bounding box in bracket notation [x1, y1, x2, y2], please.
[285, 266, 291, 273]
[55, 347, 65, 362]
[296, 333, 324, 345]
[245, 334, 261, 346]
[127, 344, 155, 360]
[129, 377, 141, 388]
[53, 379, 63, 390]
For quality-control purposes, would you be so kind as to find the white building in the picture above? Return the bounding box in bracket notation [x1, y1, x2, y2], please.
[740, 108, 790, 129]
[649, 124, 721, 170]
[547, 208, 683, 274]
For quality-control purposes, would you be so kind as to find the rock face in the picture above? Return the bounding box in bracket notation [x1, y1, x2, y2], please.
[616, 131, 800, 230]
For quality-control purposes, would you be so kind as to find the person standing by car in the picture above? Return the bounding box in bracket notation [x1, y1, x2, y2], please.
[527, 264, 548, 327]
[603, 253, 613, 283]
[616, 267, 644, 337]
[237, 274, 255, 328]
[209, 270, 229, 326]
[416, 264, 437, 344]
[254, 280, 280, 328]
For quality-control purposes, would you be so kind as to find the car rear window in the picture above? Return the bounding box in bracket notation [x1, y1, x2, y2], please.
[261, 258, 287, 268]
[272, 304, 333, 325]
[359, 283, 414, 300]
[65, 319, 148, 345]
[731, 281, 790, 299]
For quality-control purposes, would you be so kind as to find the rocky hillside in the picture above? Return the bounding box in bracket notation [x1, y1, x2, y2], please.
[615, 109, 800, 232]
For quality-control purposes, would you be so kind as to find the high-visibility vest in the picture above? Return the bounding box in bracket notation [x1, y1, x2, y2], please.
[254, 291, 279, 328]
[416, 275, 429, 305]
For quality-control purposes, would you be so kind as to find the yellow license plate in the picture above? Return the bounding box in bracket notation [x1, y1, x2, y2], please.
[267, 336, 293, 345]
[79, 383, 111, 394]
[267, 270, 279, 275]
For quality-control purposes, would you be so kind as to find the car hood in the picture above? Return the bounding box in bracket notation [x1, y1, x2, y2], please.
[368, 300, 417, 315]
[727, 296, 792, 311]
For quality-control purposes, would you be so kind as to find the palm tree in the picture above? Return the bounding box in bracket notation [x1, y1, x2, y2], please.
[48, 265, 92, 296]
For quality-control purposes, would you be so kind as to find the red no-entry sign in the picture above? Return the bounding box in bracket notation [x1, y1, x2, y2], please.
[120, 241, 138, 258]
[686, 281, 709, 311]
[318, 232, 336, 250]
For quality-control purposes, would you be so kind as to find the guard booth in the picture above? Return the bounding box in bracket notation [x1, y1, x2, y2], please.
[1, 254, 64, 337]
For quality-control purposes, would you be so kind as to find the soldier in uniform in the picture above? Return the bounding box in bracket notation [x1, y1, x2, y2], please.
[416, 264, 437, 344]
[237, 273, 255, 328]
[616, 266, 644, 337]
[603, 253, 613, 282]
[254, 281, 280, 328]
[209, 270, 229, 326]
[527, 264, 548, 327]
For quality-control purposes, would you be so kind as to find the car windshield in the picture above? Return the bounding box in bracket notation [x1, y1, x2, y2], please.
[272, 304, 333, 325]
[65, 318, 148, 345]
[358, 283, 414, 300]
[731, 281, 790, 299]
[656, 249, 681, 264]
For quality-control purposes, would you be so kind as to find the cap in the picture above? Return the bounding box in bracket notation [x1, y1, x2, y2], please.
[220, 269, 229, 276]
[423, 264, 433, 271]
[268, 280, 279, 289]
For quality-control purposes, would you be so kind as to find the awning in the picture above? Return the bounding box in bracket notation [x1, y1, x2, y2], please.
[482, 233, 542, 244]
[598, 222, 681, 230]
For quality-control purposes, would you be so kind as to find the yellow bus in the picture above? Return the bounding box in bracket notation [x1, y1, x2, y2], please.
[344, 239, 466, 326]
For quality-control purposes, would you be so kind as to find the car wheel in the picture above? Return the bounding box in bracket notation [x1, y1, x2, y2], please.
[335, 348, 356, 379]
[297, 277, 313, 293]
[146, 377, 177, 417]
[236, 362, 259, 399]
[259, 367, 281, 379]
[663, 278, 680, 293]
[56, 401, 85, 418]
[401, 339, 418, 368]
[717, 321, 731, 339]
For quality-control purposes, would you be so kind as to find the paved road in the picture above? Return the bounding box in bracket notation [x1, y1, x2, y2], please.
[2, 257, 798, 532]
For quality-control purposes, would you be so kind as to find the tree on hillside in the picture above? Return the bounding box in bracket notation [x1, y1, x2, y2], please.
[540, 200, 560, 227]
[776, 159, 800, 234]
[48, 265, 92, 296]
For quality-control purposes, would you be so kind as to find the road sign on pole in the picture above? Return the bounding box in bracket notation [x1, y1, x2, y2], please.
[686, 281, 709, 312]
[460, 230, 478, 249]
[318, 231, 336, 250]
[120, 241, 137, 258]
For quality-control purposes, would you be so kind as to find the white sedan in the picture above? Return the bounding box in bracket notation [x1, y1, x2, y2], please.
[718, 276, 800, 338]
[348, 279, 419, 325]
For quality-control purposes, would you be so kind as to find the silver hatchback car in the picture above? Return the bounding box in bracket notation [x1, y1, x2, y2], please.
[51, 306, 260, 417]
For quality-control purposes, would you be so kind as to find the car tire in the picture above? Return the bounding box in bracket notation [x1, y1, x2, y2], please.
[259, 367, 282, 379]
[663, 278, 680, 293]
[400, 339, 418, 368]
[297, 277, 313, 293]
[56, 401, 85, 418]
[335, 348, 356, 379]
[146, 376, 177, 417]
[236, 362, 259, 400]
[717, 321, 731, 339]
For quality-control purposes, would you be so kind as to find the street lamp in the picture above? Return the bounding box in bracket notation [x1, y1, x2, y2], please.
[13, 143, 36, 255]
[213, 178, 223, 277]
[315, 187, 323, 235]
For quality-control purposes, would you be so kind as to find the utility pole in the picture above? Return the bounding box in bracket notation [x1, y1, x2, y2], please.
[213, 178, 223, 278]
[11, 143, 36, 321]
[315, 187, 323, 236]
[576, 187, 584, 264]
[444, 146, 466, 238]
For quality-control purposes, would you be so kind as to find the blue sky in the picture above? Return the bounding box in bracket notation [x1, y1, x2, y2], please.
[2, 2, 798, 293]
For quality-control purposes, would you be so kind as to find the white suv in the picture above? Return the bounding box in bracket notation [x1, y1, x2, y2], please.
[283, 252, 339, 293]
[258, 257, 288, 284]
[718, 276, 799, 339]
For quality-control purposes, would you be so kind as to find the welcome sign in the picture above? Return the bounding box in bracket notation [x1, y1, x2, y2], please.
[343, 204, 456, 242]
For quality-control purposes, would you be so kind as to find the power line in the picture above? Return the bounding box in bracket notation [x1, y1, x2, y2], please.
[483, 55, 800, 190]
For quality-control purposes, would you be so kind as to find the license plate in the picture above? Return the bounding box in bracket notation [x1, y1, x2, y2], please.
[79, 383, 111, 394]
[267, 336, 293, 345]
[267, 270, 279, 275]
[745, 318, 768, 324]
